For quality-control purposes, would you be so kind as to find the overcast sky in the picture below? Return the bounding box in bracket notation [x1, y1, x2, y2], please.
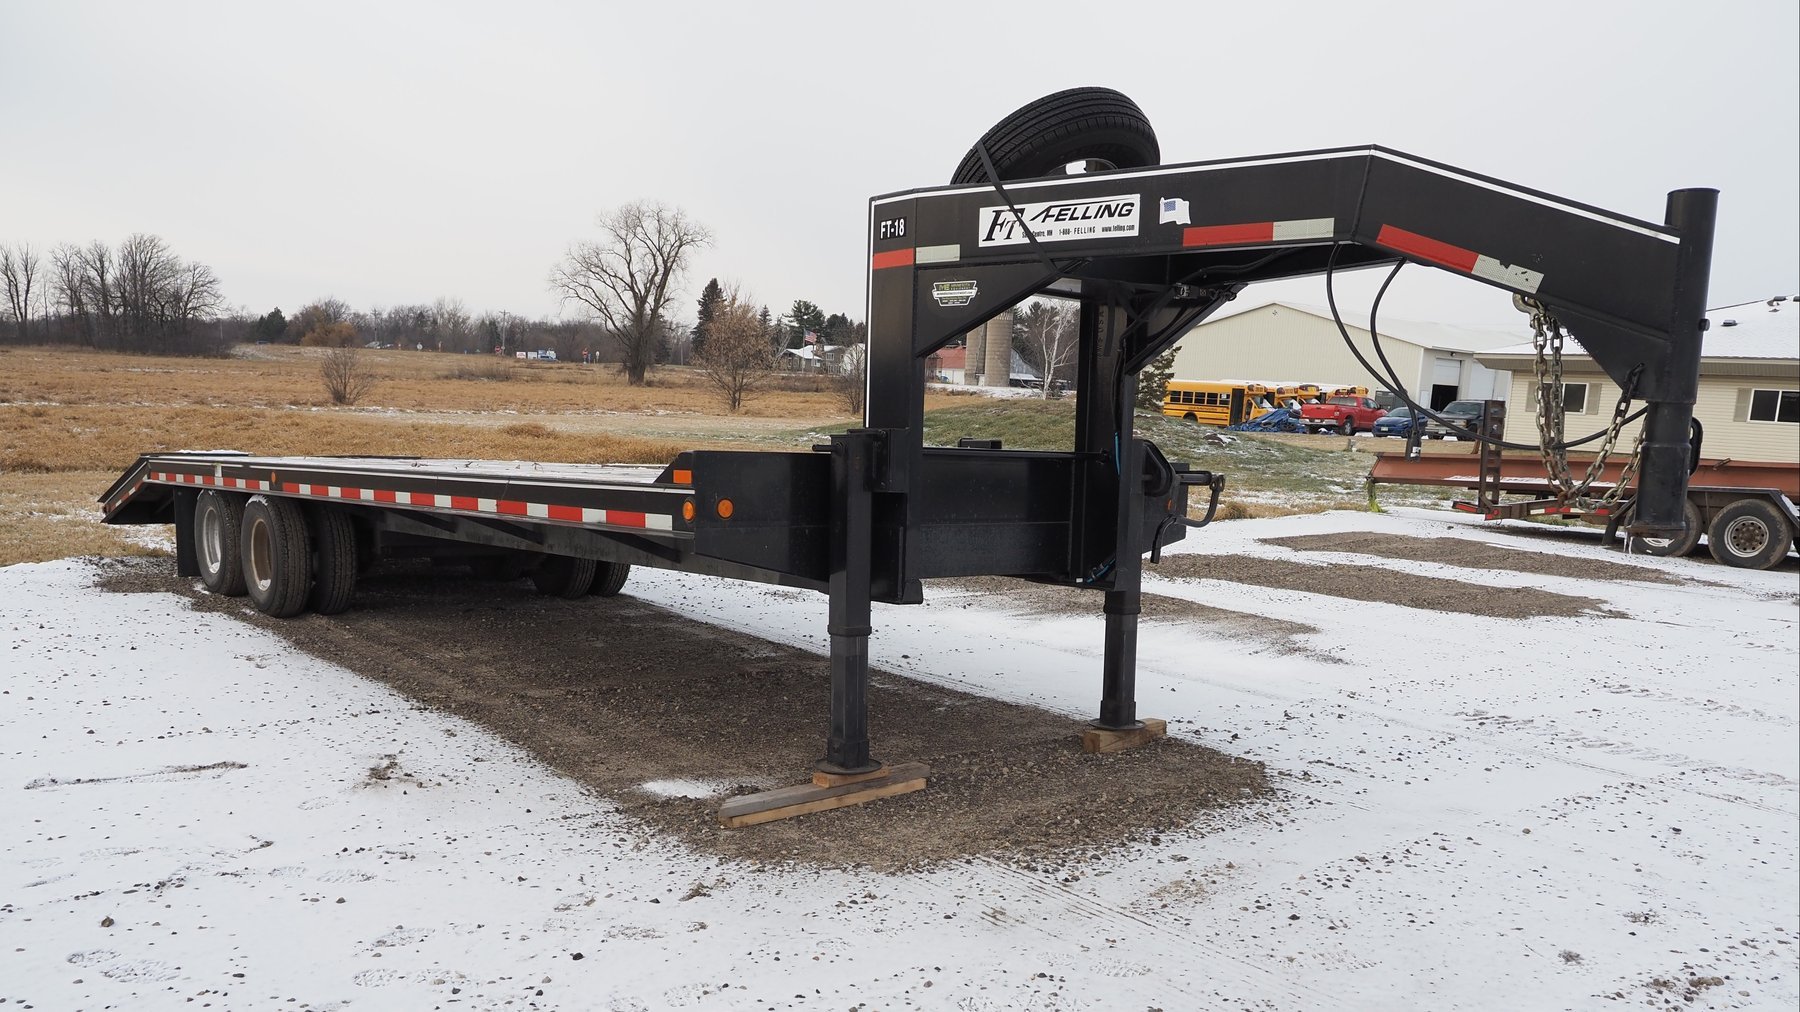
[3, 0, 1795, 334]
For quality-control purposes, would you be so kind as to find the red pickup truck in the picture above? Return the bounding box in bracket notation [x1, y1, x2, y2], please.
[1299, 395, 1387, 434]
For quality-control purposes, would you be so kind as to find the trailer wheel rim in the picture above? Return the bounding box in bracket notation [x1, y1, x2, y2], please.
[1723, 516, 1770, 557]
[201, 506, 223, 575]
[247, 516, 274, 593]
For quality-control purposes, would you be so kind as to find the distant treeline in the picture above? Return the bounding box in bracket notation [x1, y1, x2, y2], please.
[2, 235, 224, 356]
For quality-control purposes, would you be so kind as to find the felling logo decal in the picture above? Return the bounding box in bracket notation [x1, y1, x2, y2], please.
[978, 194, 1139, 247]
[931, 280, 979, 307]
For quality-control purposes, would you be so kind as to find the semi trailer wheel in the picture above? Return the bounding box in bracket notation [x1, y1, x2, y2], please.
[588, 561, 630, 598]
[531, 554, 596, 598]
[194, 490, 248, 596]
[1628, 499, 1703, 558]
[306, 506, 358, 615]
[1706, 498, 1792, 570]
[950, 86, 1159, 184]
[240, 495, 313, 617]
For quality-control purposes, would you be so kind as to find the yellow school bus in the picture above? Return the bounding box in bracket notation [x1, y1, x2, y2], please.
[1162, 380, 1273, 426]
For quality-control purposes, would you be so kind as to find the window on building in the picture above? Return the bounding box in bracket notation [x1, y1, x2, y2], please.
[1562, 382, 1589, 414]
[1749, 389, 1800, 424]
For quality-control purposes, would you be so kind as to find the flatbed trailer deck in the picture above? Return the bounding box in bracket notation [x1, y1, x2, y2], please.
[1368, 450, 1799, 568]
[100, 89, 1721, 821]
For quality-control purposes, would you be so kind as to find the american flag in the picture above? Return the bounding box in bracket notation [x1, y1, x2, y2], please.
[803, 330, 818, 345]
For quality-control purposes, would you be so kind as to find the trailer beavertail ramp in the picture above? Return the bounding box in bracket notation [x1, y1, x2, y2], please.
[102, 89, 1719, 823]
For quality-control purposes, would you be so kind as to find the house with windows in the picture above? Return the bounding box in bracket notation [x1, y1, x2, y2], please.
[1474, 295, 1799, 462]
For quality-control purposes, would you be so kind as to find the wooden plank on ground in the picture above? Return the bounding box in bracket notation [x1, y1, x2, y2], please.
[1080, 717, 1168, 754]
[718, 761, 929, 828]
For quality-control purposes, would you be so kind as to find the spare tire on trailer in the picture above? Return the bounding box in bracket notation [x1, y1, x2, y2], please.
[951, 87, 1160, 185]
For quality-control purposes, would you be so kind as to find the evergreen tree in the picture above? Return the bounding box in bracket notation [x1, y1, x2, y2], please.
[787, 299, 826, 348]
[820, 311, 852, 345]
[691, 278, 723, 358]
[1136, 344, 1181, 412]
[255, 307, 287, 343]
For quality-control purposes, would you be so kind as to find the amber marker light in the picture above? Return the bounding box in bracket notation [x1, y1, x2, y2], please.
[681, 500, 696, 522]
[716, 498, 735, 519]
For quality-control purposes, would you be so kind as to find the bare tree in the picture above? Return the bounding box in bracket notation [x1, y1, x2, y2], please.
[1016, 299, 1078, 398]
[696, 286, 776, 412]
[0, 242, 40, 343]
[549, 201, 711, 385]
[321, 345, 379, 404]
[837, 321, 869, 415]
[432, 296, 472, 352]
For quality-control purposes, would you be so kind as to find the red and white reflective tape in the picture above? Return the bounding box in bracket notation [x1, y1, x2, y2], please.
[1376, 225, 1545, 293]
[1183, 217, 1335, 247]
[143, 471, 673, 531]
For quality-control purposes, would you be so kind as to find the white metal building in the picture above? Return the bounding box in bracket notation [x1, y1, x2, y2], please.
[1170, 301, 1519, 408]
[1475, 295, 1800, 463]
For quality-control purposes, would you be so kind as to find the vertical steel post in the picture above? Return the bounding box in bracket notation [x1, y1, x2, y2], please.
[820, 430, 878, 774]
[1097, 315, 1145, 732]
[1631, 188, 1717, 533]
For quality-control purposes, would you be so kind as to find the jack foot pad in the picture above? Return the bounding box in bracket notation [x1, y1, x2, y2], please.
[718, 762, 929, 828]
[1080, 717, 1168, 754]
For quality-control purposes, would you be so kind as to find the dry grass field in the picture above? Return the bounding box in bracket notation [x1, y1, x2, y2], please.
[0, 344, 967, 566]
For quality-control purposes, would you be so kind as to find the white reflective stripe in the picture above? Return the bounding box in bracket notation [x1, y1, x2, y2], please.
[1472, 255, 1545, 293]
[360, 488, 375, 500]
[914, 244, 961, 264]
[1271, 217, 1335, 241]
[478, 497, 498, 512]
[1372, 151, 1679, 244]
[644, 514, 673, 531]
[328, 486, 341, 498]
[435, 494, 452, 508]
[526, 502, 549, 519]
[582, 507, 606, 524]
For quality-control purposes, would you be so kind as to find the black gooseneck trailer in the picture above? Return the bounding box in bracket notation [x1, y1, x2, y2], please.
[101, 122, 1716, 787]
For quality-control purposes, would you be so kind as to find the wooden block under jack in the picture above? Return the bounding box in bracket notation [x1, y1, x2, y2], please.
[717, 762, 929, 828]
[1080, 717, 1168, 754]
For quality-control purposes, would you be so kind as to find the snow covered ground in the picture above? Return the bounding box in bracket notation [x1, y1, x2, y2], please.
[3, 509, 1796, 1011]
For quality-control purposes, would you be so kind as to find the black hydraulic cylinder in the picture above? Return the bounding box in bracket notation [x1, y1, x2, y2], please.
[821, 431, 879, 774]
[1631, 188, 1717, 535]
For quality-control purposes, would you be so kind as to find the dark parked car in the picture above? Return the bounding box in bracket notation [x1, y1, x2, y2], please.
[1370, 406, 1414, 438]
[1423, 399, 1488, 439]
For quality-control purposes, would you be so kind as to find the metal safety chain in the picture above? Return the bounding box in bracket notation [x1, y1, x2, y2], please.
[1522, 295, 1643, 509]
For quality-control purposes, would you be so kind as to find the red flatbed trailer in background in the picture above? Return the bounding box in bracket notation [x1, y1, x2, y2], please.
[1367, 450, 1800, 569]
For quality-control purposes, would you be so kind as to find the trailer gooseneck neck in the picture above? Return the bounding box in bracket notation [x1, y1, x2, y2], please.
[103, 140, 1715, 817]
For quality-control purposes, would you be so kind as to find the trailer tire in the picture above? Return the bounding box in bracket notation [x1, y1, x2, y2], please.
[1627, 499, 1703, 558]
[531, 554, 596, 598]
[1706, 498, 1791, 570]
[241, 495, 313, 617]
[588, 561, 630, 598]
[950, 87, 1159, 184]
[307, 506, 358, 615]
[194, 490, 247, 596]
